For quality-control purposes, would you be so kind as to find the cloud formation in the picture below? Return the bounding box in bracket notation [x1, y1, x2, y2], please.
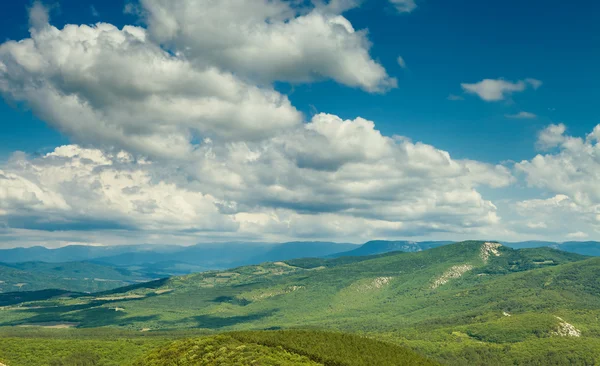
[506, 111, 537, 119]
[0, 115, 513, 243]
[514, 124, 600, 238]
[0, 0, 521, 246]
[461, 78, 542, 102]
[0, 22, 303, 158]
[389, 0, 418, 13]
[138, 0, 396, 92]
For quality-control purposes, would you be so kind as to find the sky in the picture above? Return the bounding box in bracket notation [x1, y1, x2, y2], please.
[0, 0, 598, 248]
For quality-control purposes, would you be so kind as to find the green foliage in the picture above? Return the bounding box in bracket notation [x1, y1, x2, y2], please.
[229, 330, 439, 366]
[136, 331, 439, 366]
[464, 313, 559, 343]
[49, 351, 100, 366]
[135, 335, 320, 366]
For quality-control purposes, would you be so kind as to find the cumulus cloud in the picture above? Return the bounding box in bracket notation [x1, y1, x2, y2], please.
[389, 0, 417, 13]
[139, 0, 396, 92]
[0, 114, 514, 243]
[0, 22, 302, 158]
[506, 111, 537, 119]
[461, 78, 541, 102]
[518, 125, 600, 206]
[514, 124, 600, 238]
[536, 123, 567, 150]
[0, 146, 236, 232]
[0, 1, 521, 246]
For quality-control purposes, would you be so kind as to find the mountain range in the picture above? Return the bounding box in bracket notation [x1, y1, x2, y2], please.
[2, 239, 599, 294]
[1, 241, 599, 365]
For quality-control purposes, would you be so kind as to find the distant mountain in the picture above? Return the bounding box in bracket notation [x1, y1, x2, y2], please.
[330, 240, 453, 257]
[503, 241, 600, 256]
[254, 241, 357, 262]
[557, 241, 600, 256]
[0, 242, 358, 293]
[0, 241, 358, 270]
[0, 244, 178, 263]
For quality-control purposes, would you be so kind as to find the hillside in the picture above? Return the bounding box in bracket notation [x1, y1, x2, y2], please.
[136, 331, 438, 366]
[0, 261, 152, 293]
[0, 329, 437, 366]
[0, 241, 598, 365]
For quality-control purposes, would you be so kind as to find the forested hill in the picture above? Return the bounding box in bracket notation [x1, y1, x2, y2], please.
[1, 241, 598, 364]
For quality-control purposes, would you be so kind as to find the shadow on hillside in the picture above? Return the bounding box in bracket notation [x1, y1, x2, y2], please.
[165, 310, 278, 329]
[1, 294, 163, 327]
[0, 289, 78, 307]
[2, 303, 159, 328]
[210, 295, 252, 306]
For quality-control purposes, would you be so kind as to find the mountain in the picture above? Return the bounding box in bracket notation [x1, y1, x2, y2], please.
[0, 244, 177, 263]
[504, 240, 600, 256]
[330, 240, 453, 257]
[2, 241, 598, 365]
[0, 241, 358, 270]
[556, 241, 600, 256]
[0, 241, 357, 293]
[253, 241, 357, 262]
[0, 261, 153, 293]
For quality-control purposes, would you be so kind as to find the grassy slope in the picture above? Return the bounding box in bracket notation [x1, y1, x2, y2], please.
[1, 241, 598, 365]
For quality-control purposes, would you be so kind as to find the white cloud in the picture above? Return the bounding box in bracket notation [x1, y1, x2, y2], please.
[461, 78, 541, 102]
[0, 22, 302, 158]
[506, 111, 537, 119]
[514, 124, 600, 238]
[140, 0, 396, 92]
[397, 56, 407, 68]
[567, 231, 589, 239]
[525, 78, 543, 90]
[0, 1, 523, 246]
[389, 0, 417, 13]
[536, 123, 567, 150]
[28, 1, 50, 31]
[0, 146, 236, 233]
[526, 222, 547, 229]
[90, 5, 99, 17]
[0, 113, 514, 244]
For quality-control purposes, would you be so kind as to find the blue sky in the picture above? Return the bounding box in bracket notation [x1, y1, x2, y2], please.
[0, 0, 598, 247]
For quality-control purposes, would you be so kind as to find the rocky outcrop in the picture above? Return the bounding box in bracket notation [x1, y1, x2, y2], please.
[554, 317, 581, 337]
[431, 264, 473, 289]
[481, 242, 502, 263]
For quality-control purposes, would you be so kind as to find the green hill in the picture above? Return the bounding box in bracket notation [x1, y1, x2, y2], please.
[1, 241, 598, 365]
[136, 330, 438, 366]
[0, 261, 155, 293]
